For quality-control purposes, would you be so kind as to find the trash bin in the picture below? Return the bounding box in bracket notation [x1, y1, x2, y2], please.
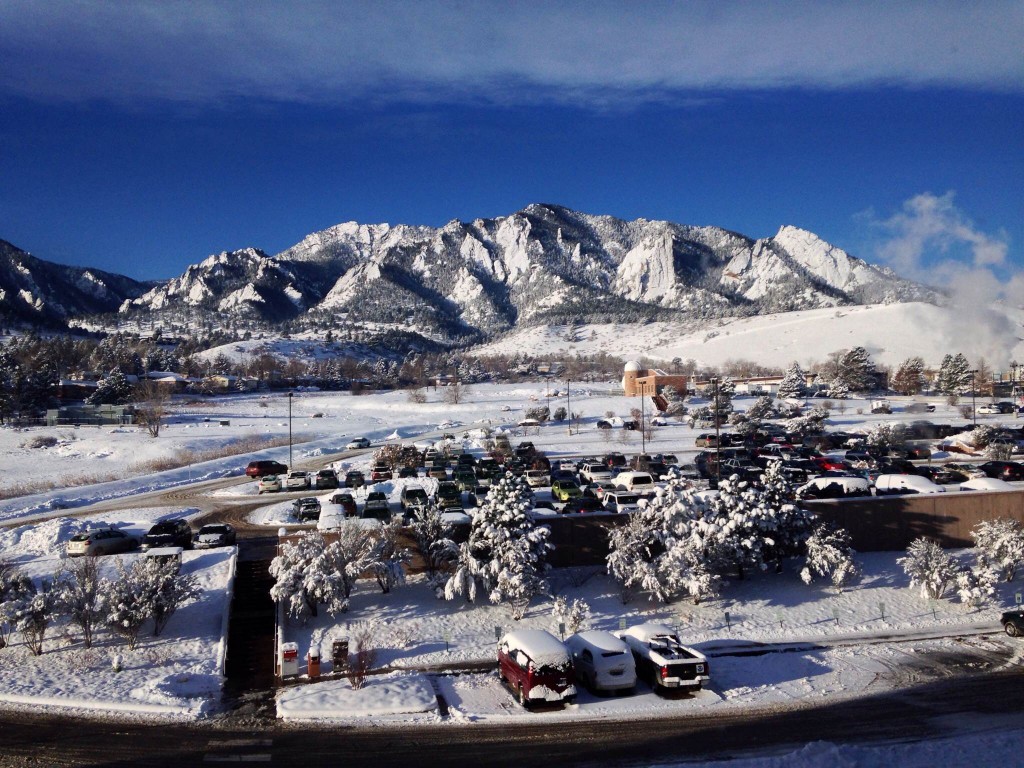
[280, 641, 299, 678]
[307, 646, 321, 679]
[332, 638, 349, 673]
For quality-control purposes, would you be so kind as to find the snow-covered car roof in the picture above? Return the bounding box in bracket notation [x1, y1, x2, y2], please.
[500, 629, 569, 666]
[566, 630, 629, 654]
[959, 477, 1016, 491]
[619, 622, 677, 643]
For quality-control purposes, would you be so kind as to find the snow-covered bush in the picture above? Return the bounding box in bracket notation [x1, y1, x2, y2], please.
[863, 422, 907, 451]
[955, 566, 998, 608]
[777, 363, 806, 399]
[444, 472, 550, 618]
[105, 559, 153, 650]
[409, 506, 458, 589]
[966, 425, 997, 450]
[784, 406, 829, 437]
[745, 395, 776, 421]
[6, 573, 57, 655]
[54, 556, 104, 648]
[897, 538, 961, 600]
[971, 518, 1024, 582]
[369, 523, 411, 594]
[552, 596, 590, 635]
[140, 558, 199, 636]
[270, 528, 374, 620]
[800, 524, 860, 592]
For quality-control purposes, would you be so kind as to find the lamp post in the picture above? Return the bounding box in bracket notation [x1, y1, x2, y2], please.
[1011, 361, 1019, 405]
[969, 370, 978, 426]
[566, 378, 572, 435]
[287, 391, 294, 468]
[640, 386, 646, 454]
[712, 377, 721, 485]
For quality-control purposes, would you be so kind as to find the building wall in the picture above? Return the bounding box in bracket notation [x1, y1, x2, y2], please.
[623, 371, 687, 397]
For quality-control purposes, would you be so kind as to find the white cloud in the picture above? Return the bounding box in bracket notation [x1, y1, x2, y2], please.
[0, 1, 1020, 107]
[867, 191, 1021, 367]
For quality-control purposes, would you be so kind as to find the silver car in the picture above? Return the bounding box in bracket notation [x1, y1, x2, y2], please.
[67, 528, 139, 557]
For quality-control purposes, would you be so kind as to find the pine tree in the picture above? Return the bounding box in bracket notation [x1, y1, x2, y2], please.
[837, 346, 874, 392]
[444, 472, 550, 617]
[87, 369, 134, 406]
[891, 356, 926, 395]
[937, 353, 972, 395]
[971, 518, 1024, 582]
[777, 363, 806, 399]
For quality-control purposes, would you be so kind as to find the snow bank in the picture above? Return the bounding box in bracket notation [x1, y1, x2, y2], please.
[277, 673, 436, 720]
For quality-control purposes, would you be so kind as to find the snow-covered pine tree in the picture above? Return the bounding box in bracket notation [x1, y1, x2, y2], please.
[369, 522, 411, 594]
[837, 346, 875, 392]
[800, 523, 860, 591]
[897, 538, 961, 599]
[937, 353, 972, 395]
[86, 369, 134, 406]
[777, 363, 806, 399]
[955, 565, 997, 608]
[971, 518, 1024, 582]
[444, 472, 550, 617]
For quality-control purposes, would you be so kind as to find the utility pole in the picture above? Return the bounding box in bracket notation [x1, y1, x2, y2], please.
[566, 378, 572, 435]
[712, 377, 721, 486]
[288, 391, 294, 468]
[640, 386, 646, 454]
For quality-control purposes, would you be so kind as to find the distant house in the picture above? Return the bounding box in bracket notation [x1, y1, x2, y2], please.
[204, 375, 259, 392]
[621, 361, 688, 397]
[56, 378, 99, 401]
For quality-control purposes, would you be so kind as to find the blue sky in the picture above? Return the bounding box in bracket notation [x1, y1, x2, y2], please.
[0, 1, 1021, 286]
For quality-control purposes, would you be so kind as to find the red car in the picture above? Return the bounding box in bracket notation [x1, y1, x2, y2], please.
[811, 456, 851, 473]
[498, 630, 576, 708]
[246, 460, 288, 478]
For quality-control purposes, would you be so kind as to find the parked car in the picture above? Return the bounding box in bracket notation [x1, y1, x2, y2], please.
[344, 470, 366, 488]
[361, 491, 391, 521]
[67, 527, 139, 557]
[579, 462, 613, 483]
[551, 479, 582, 502]
[400, 485, 430, 519]
[193, 523, 236, 549]
[284, 470, 310, 491]
[525, 469, 551, 488]
[602, 452, 627, 469]
[346, 436, 371, 450]
[977, 404, 1001, 415]
[945, 462, 987, 479]
[796, 476, 872, 500]
[140, 519, 193, 551]
[582, 480, 618, 501]
[258, 474, 282, 493]
[435, 480, 463, 511]
[314, 468, 339, 489]
[618, 623, 709, 692]
[905, 445, 933, 460]
[292, 497, 322, 521]
[497, 629, 576, 707]
[959, 477, 1016, 492]
[604, 491, 642, 514]
[453, 467, 477, 490]
[978, 461, 1024, 482]
[694, 433, 721, 448]
[1001, 609, 1024, 637]
[466, 485, 490, 508]
[614, 471, 656, 494]
[566, 630, 637, 693]
[330, 491, 358, 517]
[874, 474, 946, 495]
[914, 465, 969, 485]
[246, 460, 288, 478]
[561, 497, 606, 514]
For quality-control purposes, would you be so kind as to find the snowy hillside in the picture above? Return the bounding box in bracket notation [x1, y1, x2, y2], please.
[471, 302, 1024, 369]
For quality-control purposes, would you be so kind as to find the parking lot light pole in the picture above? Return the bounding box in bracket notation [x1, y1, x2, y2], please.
[712, 377, 721, 485]
[288, 391, 294, 469]
[969, 370, 978, 426]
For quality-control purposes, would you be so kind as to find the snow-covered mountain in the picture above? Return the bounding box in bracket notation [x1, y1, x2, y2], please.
[0, 239, 150, 328]
[4, 205, 939, 340]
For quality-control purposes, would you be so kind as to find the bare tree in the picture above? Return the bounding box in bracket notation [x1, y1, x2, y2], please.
[134, 381, 170, 438]
[54, 557, 104, 648]
[443, 381, 469, 405]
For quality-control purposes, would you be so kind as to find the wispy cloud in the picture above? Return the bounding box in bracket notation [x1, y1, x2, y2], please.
[867, 192, 1021, 366]
[0, 1, 1020, 107]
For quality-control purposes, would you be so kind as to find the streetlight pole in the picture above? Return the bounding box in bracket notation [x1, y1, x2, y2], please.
[640, 387, 646, 454]
[712, 377, 721, 486]
[287, 391, 294, 468]
[969, 370, 978, 426]
[566, 378, 572, 435]
[1011, 361, 1019, 409]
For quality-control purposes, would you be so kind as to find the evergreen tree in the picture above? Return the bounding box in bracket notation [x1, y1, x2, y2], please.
[777, 363, 806, 399]
[444, 472, 550, 617]
[937, 353, 972, 395]
[891, 356, 926, 395]
[87, 369, 133, 406]
[800, 523, 860, 592]
[898, 538, 960, 599]
[836, 346, 875, 392]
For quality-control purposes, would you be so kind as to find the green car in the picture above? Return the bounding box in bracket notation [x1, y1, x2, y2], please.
[551, 479, 582, 502]
[454, 468, 477, 491]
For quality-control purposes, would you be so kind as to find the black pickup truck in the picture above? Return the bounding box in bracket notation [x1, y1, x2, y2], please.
[618, 623, 710, 691]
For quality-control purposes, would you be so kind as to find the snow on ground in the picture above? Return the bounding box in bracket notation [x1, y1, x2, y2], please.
[469, 303, 1024, 369]
[0, 533, 235, 719]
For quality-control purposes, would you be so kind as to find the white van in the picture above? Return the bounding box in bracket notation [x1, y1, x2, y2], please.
[565, 630, 637, 693]
[874, 474, 945, 495]
[615, 471, 655, 493]
[959, 477, 1016, 492]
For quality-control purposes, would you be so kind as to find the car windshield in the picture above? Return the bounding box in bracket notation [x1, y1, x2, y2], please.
[614, 494, 640, 504]
[149, 523, 176, 534]
[201, 525, 229, 534]
[70, 533, 91, 541]
[407, 490, 427, 499]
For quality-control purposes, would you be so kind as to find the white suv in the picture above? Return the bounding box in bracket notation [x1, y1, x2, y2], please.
[580, 462, 613, 483]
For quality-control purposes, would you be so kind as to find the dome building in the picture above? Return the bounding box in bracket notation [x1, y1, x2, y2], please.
[621, 361, 688, 397]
